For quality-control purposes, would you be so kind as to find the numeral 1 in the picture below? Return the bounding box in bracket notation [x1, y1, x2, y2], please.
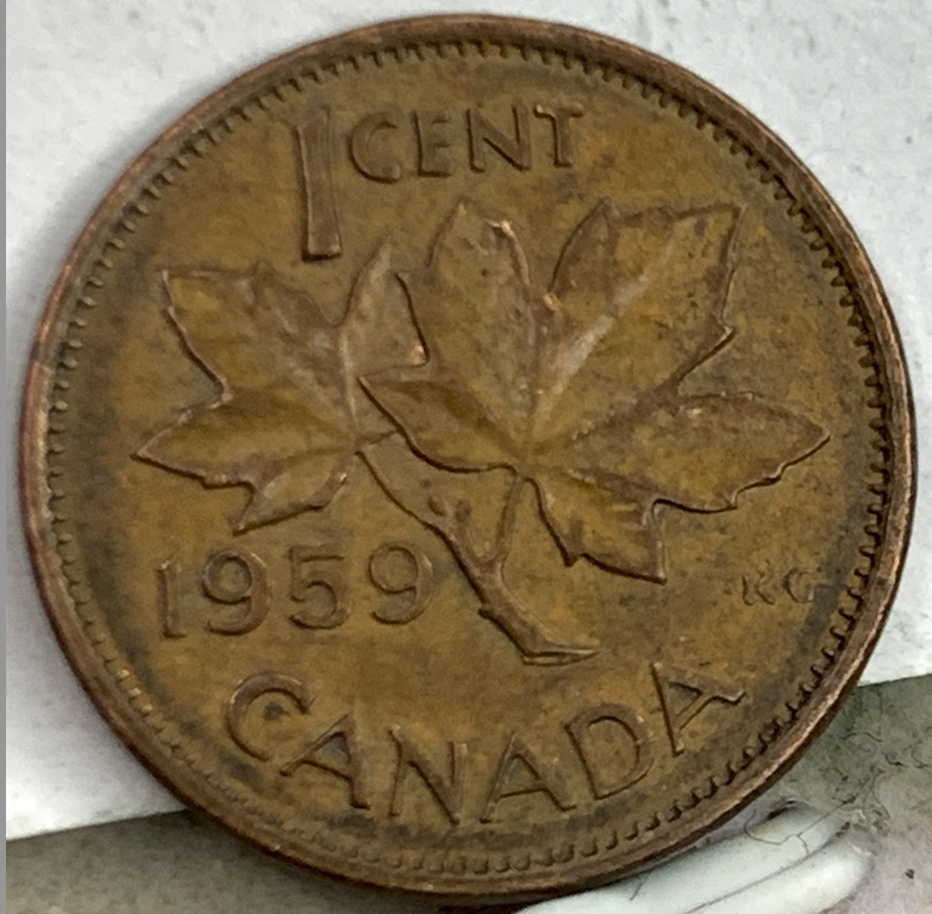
[295, 106, 343, 260]
[158, 554, 185, 638]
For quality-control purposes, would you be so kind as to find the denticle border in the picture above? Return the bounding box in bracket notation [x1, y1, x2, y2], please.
[20, 16, 914, 901]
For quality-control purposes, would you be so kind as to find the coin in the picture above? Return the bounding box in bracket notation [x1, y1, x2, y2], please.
[20, 15, 914, 901]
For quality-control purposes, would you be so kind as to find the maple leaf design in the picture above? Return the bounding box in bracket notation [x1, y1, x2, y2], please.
[363, 200, 828, 583]
[137, 245, 421, 531]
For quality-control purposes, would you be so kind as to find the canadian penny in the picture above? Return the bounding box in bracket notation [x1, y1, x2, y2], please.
[20, 15, 914, 901]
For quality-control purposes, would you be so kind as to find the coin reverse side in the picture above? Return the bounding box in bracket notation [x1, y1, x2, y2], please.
[21, 16, 913, 901]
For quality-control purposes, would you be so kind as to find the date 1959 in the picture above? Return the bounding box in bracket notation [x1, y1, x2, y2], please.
[158, 541, 433, 637]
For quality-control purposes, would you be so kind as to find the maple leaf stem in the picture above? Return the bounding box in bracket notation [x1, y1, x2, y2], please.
[361, 445, 595, 665]
[468, 474, 596, 664]
[474, 572, 597, 666]
[483, 471, 524, 566]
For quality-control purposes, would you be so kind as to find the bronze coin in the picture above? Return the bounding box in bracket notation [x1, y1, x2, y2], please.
[20, 15, 914, 901]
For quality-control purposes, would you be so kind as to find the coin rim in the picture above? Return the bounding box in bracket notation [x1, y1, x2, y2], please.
[19, 14, 916, 901]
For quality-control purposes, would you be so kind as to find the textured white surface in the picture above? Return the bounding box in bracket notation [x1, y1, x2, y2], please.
[523, 806, 868, 913]
[7, 0, 931, 839]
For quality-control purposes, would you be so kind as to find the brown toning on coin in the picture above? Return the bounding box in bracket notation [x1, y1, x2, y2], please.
[20, 15, 914, 902]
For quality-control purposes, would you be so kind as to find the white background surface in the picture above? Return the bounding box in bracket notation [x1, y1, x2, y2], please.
[7, 0, 931, 841]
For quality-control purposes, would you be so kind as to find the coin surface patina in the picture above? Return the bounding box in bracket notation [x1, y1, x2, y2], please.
[21, 16, 914, 900]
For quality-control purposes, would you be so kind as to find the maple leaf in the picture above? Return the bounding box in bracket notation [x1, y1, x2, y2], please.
[137, 245, 421, 531]
[363, 200, 827, 582]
